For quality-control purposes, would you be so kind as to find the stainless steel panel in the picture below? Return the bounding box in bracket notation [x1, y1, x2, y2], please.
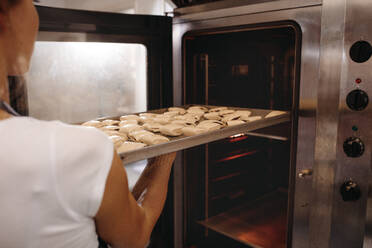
[173, 0, 322, 23]
[330, 0, 372, 247]
[308, 0, 346, 246]
[310, 0, 372, 247]
[173, 4, 322, 248]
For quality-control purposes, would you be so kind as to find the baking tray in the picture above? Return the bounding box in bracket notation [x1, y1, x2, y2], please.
[99, 106, 290, 164]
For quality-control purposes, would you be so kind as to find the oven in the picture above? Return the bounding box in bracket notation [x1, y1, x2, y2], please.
[11, 0, 372, 247]
[172, 2, 320, 248]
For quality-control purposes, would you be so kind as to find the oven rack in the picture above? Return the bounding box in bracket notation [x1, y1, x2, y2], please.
[99, 106, 290, 164]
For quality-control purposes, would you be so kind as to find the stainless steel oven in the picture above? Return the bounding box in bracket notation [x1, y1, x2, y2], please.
[172, 1, 320, 247]
[13, 0, 372, 247]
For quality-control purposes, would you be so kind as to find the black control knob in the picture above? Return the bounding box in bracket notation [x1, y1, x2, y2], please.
[350, 40, 372, 63]
[346, 89, 369, 111]
[343, 137, 365, 158]
[340, 180, 361, 202]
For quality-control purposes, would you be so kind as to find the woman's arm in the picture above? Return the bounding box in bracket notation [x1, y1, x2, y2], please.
[95, 151, 176, 248]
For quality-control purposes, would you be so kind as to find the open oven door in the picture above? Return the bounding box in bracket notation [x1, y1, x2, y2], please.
[11, 6, 173, 122]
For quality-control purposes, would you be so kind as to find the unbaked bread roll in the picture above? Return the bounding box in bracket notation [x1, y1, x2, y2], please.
[154, 116, 171, 125]
[187, 108, 205, 115]
[221, 113, 241, 123]
[219, 109, 235, 116]
[168, 107, 186, 115]
[204, 112, 221, 120]
[174, 114, 200, 122]
[139, 113, 158, 118]
[102, 119, 120, 126]
[128, 130, 154, 142]
[188, 106, 208, 112]
[143, 122, 163, 133]
[120, 115, 141, 122]
[182, 126, 206, 136]
[160, 124, 184, 136]
[82, 120, 104, 128]
[103, 130, 128, 140]
[163, 111, 180, 117]
[209, 107, 228, 112]
[227, 120, 245, 126]
[265, 111, 286, 118]
[139, 134, 170, 145]
[241, 116, 262, 122]
[119, 124, 143, 134]
[235, 110, 252, 117]
[119, 120, 138, 126]
[117, 142, 147, 153]
[139, 116, 155, 124]
[171, 119, 196, 126]
[198, 120, 224, 131]
[101, 125, 120, 131]
[198, 120, 224, 126]
[108, 135, 125, 149]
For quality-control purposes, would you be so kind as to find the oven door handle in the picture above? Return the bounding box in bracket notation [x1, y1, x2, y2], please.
[298, 169, 313, 178]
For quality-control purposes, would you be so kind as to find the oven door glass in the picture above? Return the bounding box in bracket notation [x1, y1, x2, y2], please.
[27, 41, 147, 123]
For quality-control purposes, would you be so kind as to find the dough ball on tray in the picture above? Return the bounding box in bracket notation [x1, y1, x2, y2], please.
[221, 113, 242, 123]
[209, 107, 228, 113]
[160, 124, 184, 137]
[138, 116, 156, 124]
[139, 113, 158, 118]
[168, 107, 186, 115]
[182, 126, 206, 136]
[171, 119, 196, 126]
[188, 106, 208, 112]
[153, 116, 171, 125]
[108, 135, 126, 149]
[163, 111, 180, 117]
[204, 112, 221, 120]
[128, 130, 154, 142]
[120, 115, 141, 122]
[102, 119, 120, 126]
[81, 120, 104, 128]
[197, 120, 224, 132]
[265, 111, 286, 118]
[103, 130, 128, 140]
[119, 124, 143, 134]
[219, 109, 235, 116]
[143, 122, 163, 133]
[227, 120, 246, 126]
[241, 116, 262, 122]
[119, 120, 138, 126]
[101, 125, 120, 131]
[139, 134, 170, 145]
[235, 110, 252, 118]
[117, 142, 147, 153]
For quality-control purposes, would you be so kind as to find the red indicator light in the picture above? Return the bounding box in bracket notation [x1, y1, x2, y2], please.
[356, 78, 362, 84]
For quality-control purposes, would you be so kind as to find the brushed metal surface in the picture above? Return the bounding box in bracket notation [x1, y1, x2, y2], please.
[173, 4, 321, 248]
[173, 0, 322, 23]
[308, 0, 346, 247]
[329, 0, 372, 247]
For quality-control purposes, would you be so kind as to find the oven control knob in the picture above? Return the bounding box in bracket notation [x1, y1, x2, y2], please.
[343, 137, 365, 158]
[340, 180, 361, 202]
[346, 89, 369, 111]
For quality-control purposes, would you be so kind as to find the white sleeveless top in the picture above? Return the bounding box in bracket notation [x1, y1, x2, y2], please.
[0, 117, 114, 248]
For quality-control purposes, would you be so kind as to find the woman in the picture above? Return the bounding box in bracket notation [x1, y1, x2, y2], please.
[0, 0, 176, 247]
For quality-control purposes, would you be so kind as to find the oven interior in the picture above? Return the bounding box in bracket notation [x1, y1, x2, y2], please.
[182, 23, 300, 248]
